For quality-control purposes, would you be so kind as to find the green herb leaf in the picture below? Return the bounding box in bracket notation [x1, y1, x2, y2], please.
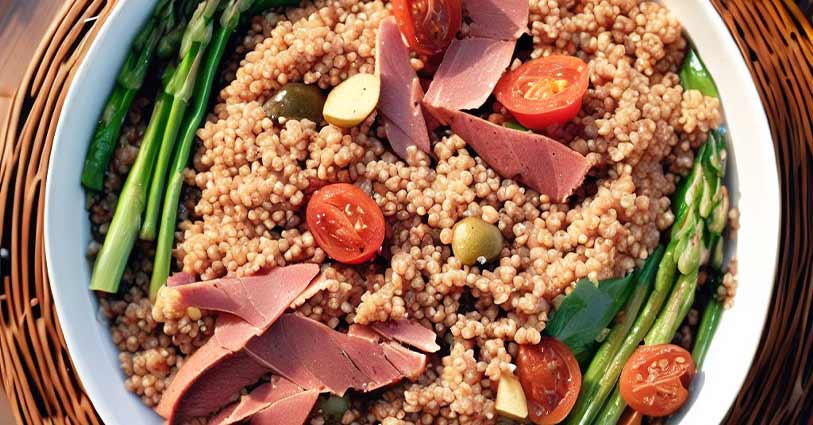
[546, 272, 637, 360]
[680, 48, 719, 98]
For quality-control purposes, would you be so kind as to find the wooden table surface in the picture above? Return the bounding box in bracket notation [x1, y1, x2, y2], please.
[0, 0, 64, 136]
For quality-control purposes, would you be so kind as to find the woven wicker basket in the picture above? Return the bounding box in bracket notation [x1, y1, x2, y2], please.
[0, 1, 810, 424]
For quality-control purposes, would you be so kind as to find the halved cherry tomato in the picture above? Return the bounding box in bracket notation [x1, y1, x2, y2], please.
[494, 55, 590, 130]
[516, 338, 582, 425]
[392, 0, 462, 56]
[619, 344, 697, 417]
[306, 183, 385, 264]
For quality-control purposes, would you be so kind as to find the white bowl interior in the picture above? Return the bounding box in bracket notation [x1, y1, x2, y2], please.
[44, 1, 780, 424]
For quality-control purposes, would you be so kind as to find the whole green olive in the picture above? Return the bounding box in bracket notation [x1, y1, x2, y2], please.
[263, 83, 326, 123]
[452, 217, 503, 266]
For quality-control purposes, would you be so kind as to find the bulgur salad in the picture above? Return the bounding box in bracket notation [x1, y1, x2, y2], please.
[81, 0, 740, 424]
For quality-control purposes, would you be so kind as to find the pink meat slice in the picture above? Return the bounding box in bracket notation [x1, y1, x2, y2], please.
[213, 313, 261, 353]
[376, 17, 431, 159]
[167, 272, 196, 287]
[347, 324, 381, 343]
[370, 320, 440, 353]
[290, 272, 328, 309]
[243, 317, 326, 392]
[172, 264, 320, 330]
[157, 341, 267, 424]
[428, 107, 590, 202]
[249, 390, 320, 425]
[330, 332, 403, 391]
[464, 0, 529, 40]
[246, 314, 367, 395]
[208, 377, 302, 425]
[423, 37, 516, 111]
[381, 342, 428, 380]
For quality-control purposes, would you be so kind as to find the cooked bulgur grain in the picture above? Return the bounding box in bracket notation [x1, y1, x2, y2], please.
[87, 0, 731, 423]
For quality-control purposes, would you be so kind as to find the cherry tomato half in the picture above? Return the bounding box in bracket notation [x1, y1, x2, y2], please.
[494, 55, 590, 130]
[619, 344, 697, 417]
[392, 0, 462, 56]
[516, 338, 582, 425]
[306, 183, 385, 264]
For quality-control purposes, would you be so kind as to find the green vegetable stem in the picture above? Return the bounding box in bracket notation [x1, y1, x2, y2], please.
[89, 0, 218, 293]
[150, 0, 255, 299]
[80, 0, 175, 191]
[140, 0, 221, 241]
[565, 245, 664, 425]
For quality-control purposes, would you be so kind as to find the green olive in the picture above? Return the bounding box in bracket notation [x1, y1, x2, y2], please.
[315, 394, 349, 422]
[452, 217, 503, 266]
[263, 83, 326, 123]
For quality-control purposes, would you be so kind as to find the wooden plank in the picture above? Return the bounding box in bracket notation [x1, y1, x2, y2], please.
[0, 0, 65, 97]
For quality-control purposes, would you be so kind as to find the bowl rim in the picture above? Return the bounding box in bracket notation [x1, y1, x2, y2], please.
[43, 1, 781, 424]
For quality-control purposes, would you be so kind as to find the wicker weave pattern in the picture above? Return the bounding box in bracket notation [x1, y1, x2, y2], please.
[711, 1, 813, 424]
[0, 1, 810, 424]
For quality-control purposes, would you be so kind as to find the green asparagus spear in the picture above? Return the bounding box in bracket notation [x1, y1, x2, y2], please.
[565, 242, 677, 425]
[89, 1, 218, 293]
[565, 245, 664, 425]
[80, 0, 175, 191]
[149, 0, 253, 299]
[89, 93, 173, 292]
[140, 0, 221, 241]
[594, 386, 626, 425]
[692, 272, 723, 369]
[595, 47, 729, 422]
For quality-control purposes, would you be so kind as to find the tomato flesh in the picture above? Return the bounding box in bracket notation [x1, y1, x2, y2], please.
[619, 344, 697, 417]
[494, 55, 590, 130]
[516, 338, 582, 425]
[306, 183, 385, 264]
[392, 0, 461, 56]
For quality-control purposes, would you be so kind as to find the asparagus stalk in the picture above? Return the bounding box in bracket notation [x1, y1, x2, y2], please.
[565, 243, 677, 425]
[158, 0, 199, 58]
[89, 93, 173, 292]
[149, 0, 254, 299]
[692, 271, 723, 369]
[89, 1, 218, 293]
[140, 0, 221, 241]
[596, 47, 728, 422]
[594, 386, 626, 425]
[565, 245, 665, 425]
[80, 0, 175, 191]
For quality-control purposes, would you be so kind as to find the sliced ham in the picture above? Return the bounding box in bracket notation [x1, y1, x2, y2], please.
[347, 324, 381, 343]
[423, 37, 516, 111]
[290, 272, 328, 309]
[209, 377, 301, 425]
[156, 341, 267, 424]
[464, 0, 529, 40]
[159, 265, 319, 423]
[376, 17, 431, 159]
[371, 320, 440, 353]
[243, 316, 327, 392]
[247, 315, 381, 395]
[382, 342, 428, 380]
[249, 390, 319, 425]
[330, 332, 403, 391]
[428, 107, 590, 202]
[171, 264, 320, 331]
[167, 272, 196, 287]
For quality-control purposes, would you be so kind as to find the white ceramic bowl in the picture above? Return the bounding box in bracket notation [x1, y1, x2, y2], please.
[44, 1, 780, 424]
